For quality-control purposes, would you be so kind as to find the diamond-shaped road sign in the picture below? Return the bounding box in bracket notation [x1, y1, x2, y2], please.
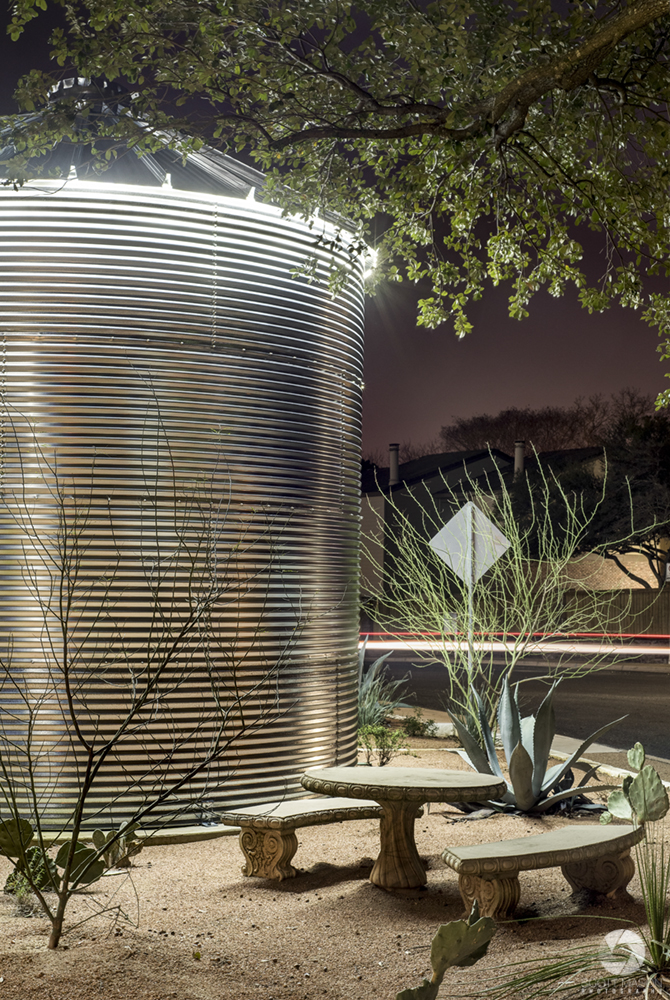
[428, 501, 510, 583]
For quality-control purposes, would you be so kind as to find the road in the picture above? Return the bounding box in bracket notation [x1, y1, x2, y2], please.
[367, 652, 670, 760]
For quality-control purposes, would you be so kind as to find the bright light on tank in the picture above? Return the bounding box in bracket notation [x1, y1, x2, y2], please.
[363, 246, 378, 280]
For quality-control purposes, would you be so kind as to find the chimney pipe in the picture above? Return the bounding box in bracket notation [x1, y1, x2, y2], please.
[389, 443, 400, 487]
[514, 440, 525, 477]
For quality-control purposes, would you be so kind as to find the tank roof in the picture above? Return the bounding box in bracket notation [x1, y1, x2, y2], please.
[0, 78, 266, 199]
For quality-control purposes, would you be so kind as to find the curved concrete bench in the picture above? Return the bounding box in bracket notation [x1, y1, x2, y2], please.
[220, 796, 384, 881]
[442, 823, 644, 918]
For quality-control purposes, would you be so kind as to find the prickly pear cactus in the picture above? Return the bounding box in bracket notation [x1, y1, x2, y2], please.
[601, 743, 669, 826]
[0, 818, 34, 859]
[396, 902, 496, 1000]
[4, 846, 60, 895]
[92, 822, 142, 869]
[55, 842, 105, 887]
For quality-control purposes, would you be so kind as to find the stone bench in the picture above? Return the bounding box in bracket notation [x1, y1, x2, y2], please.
[441, 823, 644, 918]
[220, 796, 384, 881]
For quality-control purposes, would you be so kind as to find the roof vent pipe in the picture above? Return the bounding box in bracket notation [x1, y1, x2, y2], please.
[389, 443, 400, 487]
[514, 440, 525, 477]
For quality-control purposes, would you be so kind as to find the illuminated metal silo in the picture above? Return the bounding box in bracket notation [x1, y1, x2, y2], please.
[0, 82, 364, 828]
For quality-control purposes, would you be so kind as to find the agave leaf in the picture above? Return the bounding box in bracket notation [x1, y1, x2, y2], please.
[542, 761, 567, 792]
[450, 713, 495, 776]
[497, 676, 521, 766]
[531, 681, 558, 797]
[0, 818, 34, 859]
[534, 784, 620, 813]
[472, 687, 503, 779]
[509, 742, 536, 812]
[539, 716, 627, 795]
[519, 715, 536, 758]
[605, 789, 634, 821]
[575, 765, 600, 788]
[628, 765, 669, 823]
[627, 743, 645, 772]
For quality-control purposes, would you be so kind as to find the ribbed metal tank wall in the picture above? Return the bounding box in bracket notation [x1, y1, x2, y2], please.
[0, 180, 364, 829]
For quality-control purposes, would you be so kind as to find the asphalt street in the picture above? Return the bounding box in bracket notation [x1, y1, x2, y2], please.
[368, 652, 670, 761]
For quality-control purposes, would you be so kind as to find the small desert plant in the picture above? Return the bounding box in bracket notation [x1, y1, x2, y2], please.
[396, 901, 496, 1000]
[3, 841, 60, 896]
[485, 744, 670, 999]
[402, 708, 439, 739]
[358, 725, 408, 766]
[601, 742, 670, 980]
[357, 641, 411, 727]
[91, 822, 142, 870]
[451, 678, 622, 813]
[12, 883, 44, 918]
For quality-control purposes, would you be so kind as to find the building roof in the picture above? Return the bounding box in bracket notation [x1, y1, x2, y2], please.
[362, 448, 513, 494]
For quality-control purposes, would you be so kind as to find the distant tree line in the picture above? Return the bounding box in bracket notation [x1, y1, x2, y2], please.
[439, 388, 654, 456]
[363, 388, 655, 466]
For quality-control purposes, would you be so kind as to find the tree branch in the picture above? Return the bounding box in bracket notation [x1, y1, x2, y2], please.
[266, 0, 670, 151]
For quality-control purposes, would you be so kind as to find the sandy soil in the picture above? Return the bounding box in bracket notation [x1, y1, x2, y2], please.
[0, 743, 667, 1000]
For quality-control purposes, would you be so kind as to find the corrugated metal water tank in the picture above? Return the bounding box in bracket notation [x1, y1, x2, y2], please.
[0, 175, 364, 829]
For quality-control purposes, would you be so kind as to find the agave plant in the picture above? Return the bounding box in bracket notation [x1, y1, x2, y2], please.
[357, 640, 412, 728]
[451, 678, 624, 813]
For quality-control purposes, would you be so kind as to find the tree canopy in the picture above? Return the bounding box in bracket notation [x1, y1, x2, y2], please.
[510, 408, 670, 588]
[5, 1, 670, 389]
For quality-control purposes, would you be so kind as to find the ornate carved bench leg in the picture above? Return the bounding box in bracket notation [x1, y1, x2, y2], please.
[458, 873, 521, 919]
[561, 850, 635, 898]
[239, 826, 299, 880]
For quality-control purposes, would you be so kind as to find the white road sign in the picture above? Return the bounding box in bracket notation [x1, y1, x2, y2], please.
[428, 501, 510, 583]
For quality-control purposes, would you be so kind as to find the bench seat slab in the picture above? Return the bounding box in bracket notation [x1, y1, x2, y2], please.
[444, 824, 643, 919]
[220, 796, 383, 881]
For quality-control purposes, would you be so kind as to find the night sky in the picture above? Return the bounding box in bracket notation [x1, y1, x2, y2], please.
[2, 18, 668, 459]
[363, 276, 668, 458]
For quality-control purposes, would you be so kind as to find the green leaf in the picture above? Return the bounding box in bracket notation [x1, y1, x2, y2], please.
[56, 842, 106, 885]
[600, 811, 613, 825]
[450, 713, 496, 777]
[531, 681, 558, 797]
[396, 980, 438, 1000]
[472, 687, 503, 779]
[91, 830, 109, 851]
[627, 743, 645, 772]
[539, 716, 626, 795]
[508, 741, 536, 812]
[0, 818, 34, 858]
[497, 676, 520, 765]
[628, 765, 669, 823]
[430, 910, 495, 974]
[606, 789, 633, 821]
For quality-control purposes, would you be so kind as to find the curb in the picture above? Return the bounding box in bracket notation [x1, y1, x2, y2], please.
[36, 824, 238, 848]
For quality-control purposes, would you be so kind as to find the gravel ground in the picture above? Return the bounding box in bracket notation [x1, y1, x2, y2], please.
[0, 744, 666, 1000]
